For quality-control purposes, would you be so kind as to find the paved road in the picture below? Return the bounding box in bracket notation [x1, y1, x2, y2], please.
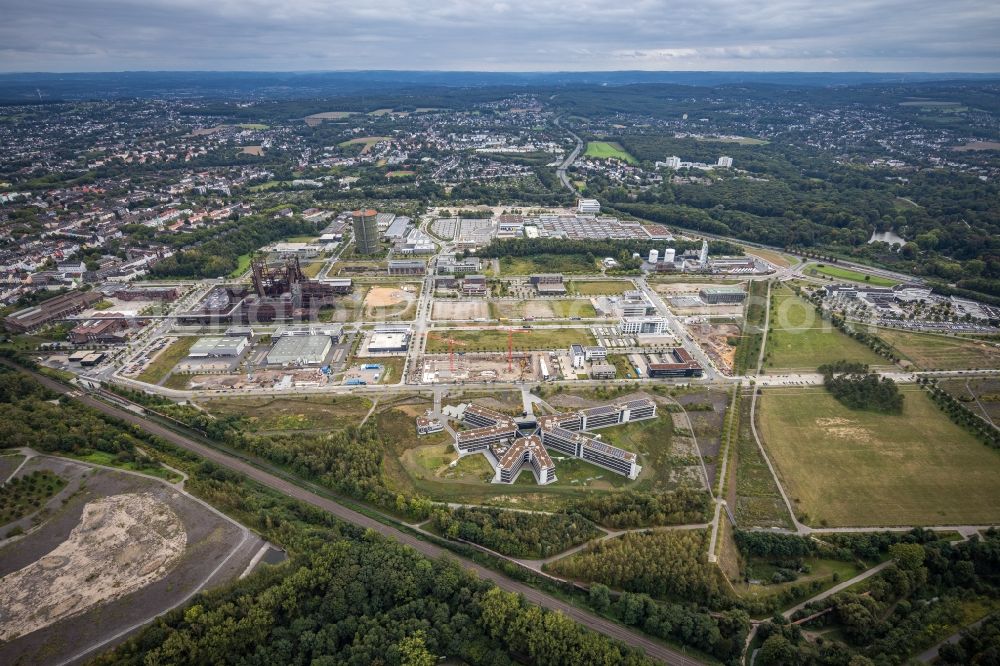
[554, 117, 583, 193]
[781, 560, 893, 619]
[19, 365, 704, 666]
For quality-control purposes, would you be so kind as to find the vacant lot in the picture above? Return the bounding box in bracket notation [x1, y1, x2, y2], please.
[136, 337, 198, 384]
[568, 280, 634, 295]
[364, 284, 418, 319]
[424, 327, 595, 352]
[584, 141, 637, 164]
[877, 328, 1000, 370]
[758, 388, 1000, 526]
[805, 263, 898, 287]
[765, 287, 884, 372]
[200, 395, 371, 432]
[491, 299, 598, 320]
[432, 301, 490, 321]
[500, 254, 596, 275]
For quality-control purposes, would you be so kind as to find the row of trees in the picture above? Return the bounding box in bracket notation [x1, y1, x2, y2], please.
[474, 236, 742, 261]
[429, 506, 600, 559]
[922, 380, 1000, 448]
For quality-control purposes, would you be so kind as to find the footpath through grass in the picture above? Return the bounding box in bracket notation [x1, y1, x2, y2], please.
[757, 387, 1000, 527]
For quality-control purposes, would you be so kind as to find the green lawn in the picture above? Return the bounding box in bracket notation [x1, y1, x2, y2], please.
[499, 254, 597, 275]
[567, 280, 634, 295]
[584, 141, 637, 164]
[136, 337, 198, 385]
[765, 287, 884, 371]
[238, 123, 269, 130]
[877, 328, 1000, 370]
[425, 327, 595, 352]
[69, 451, 182, 483]
[594, 414, 679, 489]
[806, 263, 898, 287]
[758, 388, 1000, 526]
[229, 253, 252, 278]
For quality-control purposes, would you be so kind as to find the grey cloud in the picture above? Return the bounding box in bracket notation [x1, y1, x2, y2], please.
[0, 0, 997, 71]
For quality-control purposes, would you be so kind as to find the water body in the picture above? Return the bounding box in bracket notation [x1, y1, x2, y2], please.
[869, 230, 906, 247]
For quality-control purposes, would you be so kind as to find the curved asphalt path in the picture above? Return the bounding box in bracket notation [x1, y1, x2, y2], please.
[17, 365, 703, 666]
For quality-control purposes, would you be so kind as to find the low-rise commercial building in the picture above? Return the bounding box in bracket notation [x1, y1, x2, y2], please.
[699, 286, 747, 304]
[188, 336, 248, 358]
[646, 348, 703, 378]
[387, 259, 427, 276]
[266, 335, 332, 366]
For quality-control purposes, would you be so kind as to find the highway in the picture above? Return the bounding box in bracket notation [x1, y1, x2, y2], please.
[18, 364, 705, 666]
[554, 117, 583, 194]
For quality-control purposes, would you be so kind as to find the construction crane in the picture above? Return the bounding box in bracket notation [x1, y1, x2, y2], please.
[426, 331, 468, 373]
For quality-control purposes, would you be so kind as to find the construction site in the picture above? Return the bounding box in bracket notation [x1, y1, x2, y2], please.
[415, 351, 542, 384]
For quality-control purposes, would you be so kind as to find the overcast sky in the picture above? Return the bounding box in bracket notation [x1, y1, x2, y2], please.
[1, 0, 997, 73]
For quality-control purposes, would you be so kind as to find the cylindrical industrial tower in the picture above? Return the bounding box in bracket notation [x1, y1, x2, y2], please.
[648, 249, 659, 264]
[352, 209, 380, 254]
[663, 248, 676, 263]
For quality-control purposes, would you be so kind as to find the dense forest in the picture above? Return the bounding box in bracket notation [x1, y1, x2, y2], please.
[819, 361, 903, 413]
[546, 529, 723, 604]
[0, 364, 170, 477]
[565, 487, 711, 528]
[429, 506, 600, 558]
[148, 215, 320, 278]
[96, 539, 652, 666]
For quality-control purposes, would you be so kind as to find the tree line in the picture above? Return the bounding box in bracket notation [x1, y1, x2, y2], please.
[429, 506, 600, 559]
[565, 487, 711, 528]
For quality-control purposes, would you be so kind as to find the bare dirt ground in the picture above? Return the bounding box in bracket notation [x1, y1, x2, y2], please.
[365, 285, 417, 318]
[433, 300, 489, 321]
[0, 457, 264, 666]
[0, 492, 186, 641]
[416, 353, 537, 384]
[687, 322, 740, 375]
